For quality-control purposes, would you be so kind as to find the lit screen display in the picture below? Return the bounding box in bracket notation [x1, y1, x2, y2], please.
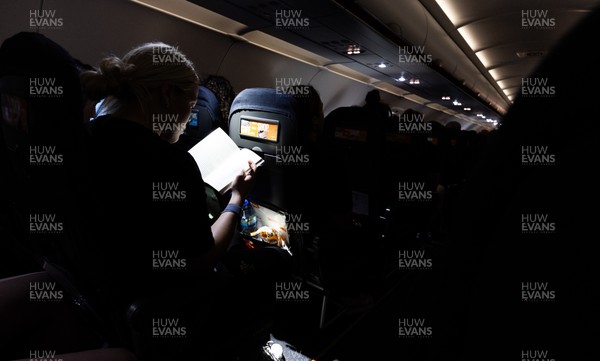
[240, 117, 279, 142]
[188, 110, 198, 127]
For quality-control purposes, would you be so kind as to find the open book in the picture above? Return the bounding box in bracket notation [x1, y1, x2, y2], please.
[188, 128, 264, 194]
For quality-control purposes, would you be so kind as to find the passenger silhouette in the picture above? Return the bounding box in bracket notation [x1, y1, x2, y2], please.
[363, 89, 391, 218]
[387, 108, 440, 245]
[0, 32, 87, 278]
[73, 59, 99, 125]
[294, 87, 380, 311]
[431, 6, 600, 361]
[0, 31, 109, 359]
[201, 74, 236, 133]
[80, 42, 260, 360]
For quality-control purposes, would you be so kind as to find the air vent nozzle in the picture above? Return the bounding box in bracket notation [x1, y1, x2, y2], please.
[516, 51, 547, 58]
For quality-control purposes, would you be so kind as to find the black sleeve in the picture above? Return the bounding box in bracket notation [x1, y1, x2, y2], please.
[149, 149, 216, 258]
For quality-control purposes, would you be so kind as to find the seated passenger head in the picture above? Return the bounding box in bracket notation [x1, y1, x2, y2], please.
[445, 120, 462, 130]
[201, 75, 236, 132]
[73, 59, 98, 124]
[400, 108, 423, 122]
[0, 32, 82, 146]
[365, 89, 381, 105]
[80, 42, 199, 143]
[290, 84, 323, 143]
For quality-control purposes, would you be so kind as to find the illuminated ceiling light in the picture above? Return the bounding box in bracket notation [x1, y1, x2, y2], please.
[347, 45, 361, 55]
[497, 80, 510, 90]
[457, 26, 480, 52]
[475, 50, 493, 69]
[378, 62, 386, 68]
[488, 68, 501, 81]
[436, 0, 461, 25]
[397, 75, 406, 82]
[464, 107, 471, 111]
[452, 99, 461, 106]
[408, 78, 420, 84]
[441, 96, 451, 100]
[436, 0, 506, 109]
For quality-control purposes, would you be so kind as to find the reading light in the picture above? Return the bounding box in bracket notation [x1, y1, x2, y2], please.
[347, 45, 362, 55]
[378, 62, 386, 68]
[452, 99, 461, 106]
[409, 78, 420, 84]
[397, 75, 406, 82]
[346, 44, 361, 55]
[464, 107, 471, 111]
[441, 96, 451, 100]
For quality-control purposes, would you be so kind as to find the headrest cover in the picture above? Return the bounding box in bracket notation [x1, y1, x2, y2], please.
[229, 88, 297, 120]
[195, 85, 221, 126]
[0, 31, 82, 140]
[0, 32, 79, 98]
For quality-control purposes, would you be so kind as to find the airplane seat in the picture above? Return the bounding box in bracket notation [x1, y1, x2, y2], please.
[226, 88, 301, 274]
[362, 99, 392, 214]
[74, 275, 230, 361]
[385, 109, 441, 246]
[321, 105, 390, 240]
[290, 105, 390, 328]
[175, 85, 222, 151]
[322, 106, 379, 219]
[0, 270, 112, 360]
[228, 87, 301, 211]
[124, 290, 205, 361]
[122, 278, 273, 361]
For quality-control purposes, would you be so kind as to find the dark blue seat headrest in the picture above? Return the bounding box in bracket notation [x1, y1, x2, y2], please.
[229, 88, 298, 120]
[183, 86, 221, 142]
[196, 85, 221, 125]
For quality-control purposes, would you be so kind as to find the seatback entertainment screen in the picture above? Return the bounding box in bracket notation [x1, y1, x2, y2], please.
[240, 116, 279, 142]
[188, 110, 199, 127]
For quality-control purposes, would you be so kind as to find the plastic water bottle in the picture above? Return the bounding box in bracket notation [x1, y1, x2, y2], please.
[240, 199, 257, 234]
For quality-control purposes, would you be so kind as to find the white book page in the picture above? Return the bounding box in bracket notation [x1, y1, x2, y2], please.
[188, 128, 263, 193]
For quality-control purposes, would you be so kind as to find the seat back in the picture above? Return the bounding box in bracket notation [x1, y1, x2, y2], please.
[176, 86, 222, 150]
[228, 87, 300, 211]
[186, 86, 222, 140]
[322, 106, 372, 216]
[0, 271, 105, 360]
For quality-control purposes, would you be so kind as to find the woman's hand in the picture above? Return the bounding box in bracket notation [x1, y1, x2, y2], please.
[230, 160, 257, 203]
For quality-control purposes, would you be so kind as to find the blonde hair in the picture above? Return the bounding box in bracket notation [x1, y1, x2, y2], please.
[80, 42, 199, 116]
